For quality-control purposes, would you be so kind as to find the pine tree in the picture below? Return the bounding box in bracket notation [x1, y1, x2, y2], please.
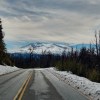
[0, 18, 11, 65]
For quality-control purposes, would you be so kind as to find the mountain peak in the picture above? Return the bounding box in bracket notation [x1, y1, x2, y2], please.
[10, 42, 72, 54]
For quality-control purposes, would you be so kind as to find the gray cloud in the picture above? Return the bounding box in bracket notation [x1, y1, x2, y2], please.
[0, 0, 100, 49]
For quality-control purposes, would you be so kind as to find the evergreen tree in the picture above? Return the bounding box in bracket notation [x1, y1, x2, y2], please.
[0, 18, 12, 65]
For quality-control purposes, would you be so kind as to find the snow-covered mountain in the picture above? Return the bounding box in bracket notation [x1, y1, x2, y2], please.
[10, 42, 72, 54]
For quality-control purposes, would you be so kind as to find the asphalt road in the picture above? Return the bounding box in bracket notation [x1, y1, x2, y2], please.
[0, 69, 33, 100]
[0, 69, 89, 100]
[22, 69, 89, 100]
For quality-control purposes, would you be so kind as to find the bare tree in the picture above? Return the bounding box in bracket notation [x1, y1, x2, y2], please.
[95, 31, 99, 56]
[99, 31, 100, 55]
[28, 46, 34, 67]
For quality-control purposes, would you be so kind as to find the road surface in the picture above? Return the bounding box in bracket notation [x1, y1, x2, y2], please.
[0, 69, 89, 100]
[0, 69, 33, 100]
[22, 69, 89, 100]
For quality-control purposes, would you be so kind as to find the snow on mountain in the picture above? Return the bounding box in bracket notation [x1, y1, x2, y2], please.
[9, 42, 95, 54]
[10, 42, 72, 54]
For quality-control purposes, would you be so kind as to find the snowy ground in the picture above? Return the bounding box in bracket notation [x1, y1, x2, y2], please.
[46, 68, 100, 100]
[0, 65, 19, 75]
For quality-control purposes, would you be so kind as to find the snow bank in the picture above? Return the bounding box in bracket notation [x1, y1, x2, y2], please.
[0, 65, 19, 75]
[46, 67, 100, 100]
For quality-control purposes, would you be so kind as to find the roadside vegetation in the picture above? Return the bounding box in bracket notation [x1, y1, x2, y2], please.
[55, 46, 100, 82]
[0, 19, 12, 66]
[55, 32, 100, 82]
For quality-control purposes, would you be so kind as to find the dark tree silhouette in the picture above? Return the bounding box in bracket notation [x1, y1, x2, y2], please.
[0, 18, 12, 65]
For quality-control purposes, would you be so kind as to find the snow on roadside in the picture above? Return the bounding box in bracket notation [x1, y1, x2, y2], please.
[46, 67, 100, 100]
[0, 65, 19, 75]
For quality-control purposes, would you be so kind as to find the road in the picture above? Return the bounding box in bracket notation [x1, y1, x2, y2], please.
[22, 69, 89, 100]
[0, 69, 33, 100]
[0, 69, 89, 100]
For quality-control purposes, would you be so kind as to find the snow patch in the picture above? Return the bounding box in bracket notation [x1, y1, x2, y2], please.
[0, 65, 19, 75]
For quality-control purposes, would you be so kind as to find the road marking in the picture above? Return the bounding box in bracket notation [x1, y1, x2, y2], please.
[13, 71, 33, 100]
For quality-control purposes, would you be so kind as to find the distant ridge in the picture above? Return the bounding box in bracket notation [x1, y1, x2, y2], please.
[9, 42, 95, 54]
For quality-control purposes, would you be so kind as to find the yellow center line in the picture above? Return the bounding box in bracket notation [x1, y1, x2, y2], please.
[13, 72, 33, 100]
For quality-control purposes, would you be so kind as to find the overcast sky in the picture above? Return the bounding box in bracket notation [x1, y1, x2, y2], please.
[0, 0, 100, 49]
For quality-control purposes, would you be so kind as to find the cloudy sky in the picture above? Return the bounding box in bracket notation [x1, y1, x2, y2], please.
[0, 0, 100, 49]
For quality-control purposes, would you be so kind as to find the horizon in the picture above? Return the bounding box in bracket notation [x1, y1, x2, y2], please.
[0, 0, 99, 50]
